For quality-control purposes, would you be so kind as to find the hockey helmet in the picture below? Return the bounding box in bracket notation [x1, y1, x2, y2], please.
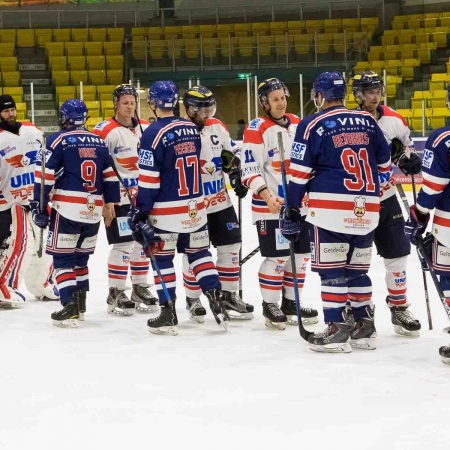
[60, 99, 88, 128]
[257, 78, 289, 109]
[148, 81, 179, 109]
[112, 84, 138, 104]
[183, 86, 217, 124]
[352, 71, 385, 105]
[312, 71, 346, 101]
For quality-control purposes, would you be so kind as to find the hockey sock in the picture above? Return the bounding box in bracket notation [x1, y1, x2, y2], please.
[347, 272, 373, 320]
[187, 249, 221, 293]
[182, 254, 202, 298]
[439, 275, 450, 308]
[151, 254, 176, 305]
[75, 266, 89, 291]
[55, 268, 77, 304]
[258, 257, 287, 303]
[107, 242, 131, 289]
[384, 256, 408, 307]
[320, 274, 348, 323]
[130, 243, 150, 285]
[283, 253, 308, 300]
[216, 243, 240, 293]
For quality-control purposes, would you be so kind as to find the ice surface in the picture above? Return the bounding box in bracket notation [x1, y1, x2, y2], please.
[1, 192, 449, 450]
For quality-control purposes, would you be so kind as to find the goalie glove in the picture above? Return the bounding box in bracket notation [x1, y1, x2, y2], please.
[398, 152, 422, 175]
[391, 137, 405, 165]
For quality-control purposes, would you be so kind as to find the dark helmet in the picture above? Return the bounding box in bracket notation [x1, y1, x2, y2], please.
[112, 84, 138, 104]
[148, 80, 178, 109]
[352, 71, 385, 104]
[257, 78, 290, 109]
[183, 85, 216, 109]
[60, 99, 88, 128]
[312, 71, 346, 101]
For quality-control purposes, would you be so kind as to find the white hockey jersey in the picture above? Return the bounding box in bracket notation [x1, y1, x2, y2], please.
[200, 117, 237, 214]
[241, 114, 302, 224]
[0, 122, 43, 212]
[93, 117, 149, 205]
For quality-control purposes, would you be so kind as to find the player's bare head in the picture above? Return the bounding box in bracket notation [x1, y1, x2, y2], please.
[113, 84, 138, 119]
[183, 85, 216, 128]
[147, 81, 178, 117]
[312, 71, 346, 111]
[257, 78, 289, 120]
[352, 71, 385, 112]
[0, 95, 17, 127]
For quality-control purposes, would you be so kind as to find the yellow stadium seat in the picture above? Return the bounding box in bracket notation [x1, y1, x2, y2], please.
[440, 17, 450, 27]
[274, 34, 292, 56]
[216, 24, 234, 38]
[360, 17, 378, 34]
[384, 45, 400, 60]
[85, 117, 103, 132]
[76, 85, 97, 101]
[132, 28, 148, 38]
[17, 29, 35, 47]
[401, 58, 420, 79]
[184, 39, 200, 59]
[89, 70, 107, 85]
[45, 42, 64, 57]
[15, 102, 26, 112]
[103, 42, 122, 55]
[342, 18, 359, 33]
[0, 29, 16, 44]
[65, 42, 84, 57]
[324, 18, 342, 33]
[423, 18, 438, 28]
[415, 32, 430, 45]
[305, 20, 323, 32]
[71, 28, 89, 42]
[0, 56, 17, 72]
[164, 26, 181, 39]
[203, 38, 220, 59]
[412, 91, 431, 109]
[6, 87, 23, 103]
[70, 70, 89, 85]
[385, 59, 401, 76]
[198, 25, 215, 38]
[84, 42, 103, 56]
[89, 28, 107, 42]
[2, 72, 20, 87]
[416, 47, 432, 63]
[16, 111, 25, 121]
[354, 61, 371, 72]
[53, 28, 71, 42]
[258, 36, 273, 57]
[316, 33, 332, 54]
[430, 89, 448, 108]
[381, 35, 397, 46]
[84, 101, 101, 116]
[234, 23, 252, 37]
[220, 37, 237, 58]
[251, 22, 269, 36]
[368, 46, 384, 61]
[392, 21, 406, 31]
[105, 55, 122, 70]
[101, 100, 114, 114]
[429, 112, 447, 129]
[103, 108, 115, 119]
[107, 70, 123, 85]
[238, 37, 255, 58]
[432, 31, 448, 47]
[430, 73, 450, 90]
[268, 22, 287, 36]
[0, 43, 15, 57]
[49, 56, 67, 71]
[96, 85, 116, 99]
[410, 109, 427, 132]
[287, 20, 306, 34]
[107, 28, 124, 42]
[370, 60, 386, 72]
[293, 34, 313, 55]
[68, 56, 86, 70]
[332, 33, 347, 53]
[86, 55, 105, 70]
[150, 41, 167, 60]
[181, 25, 198, 40]
[98, 92, 113, 102]
[36, 31, 53, 47]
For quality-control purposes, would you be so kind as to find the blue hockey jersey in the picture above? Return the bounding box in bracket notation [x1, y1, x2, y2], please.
[417, 127, 450, 248]
[287, 106, 391, 234]
[33, 127, 120, 224]
[136, 116, 207, 233]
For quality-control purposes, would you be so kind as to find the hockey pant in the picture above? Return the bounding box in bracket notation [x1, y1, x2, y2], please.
[182, 243, 241, 298]
[107, 241, 150, 290]
[0, 205, 33, 304]
[258, 253, 309, 304]
[384, 256, 408, 307]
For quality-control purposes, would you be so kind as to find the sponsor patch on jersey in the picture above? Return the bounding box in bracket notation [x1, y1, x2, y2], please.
[160, 233, 178, 250]
[80, 234, 98, 249]
[275, 228, 290, 250]
[422, 149, 434, 169]
[349, 247, 372, 265]
[226, 222, 239, 230]
[248, 118, 264, 131]
[46, 231, 53, 246]
[319, 242, 349, 263]
[139, 149, 154, 167]
[117, 217, 132, 237]
[94, 121, 108, 131]
[291, 142, 306, 161]
[436, 245, 450, 266]
[189, 229, 210, 248]
[57, 233, 80, 249]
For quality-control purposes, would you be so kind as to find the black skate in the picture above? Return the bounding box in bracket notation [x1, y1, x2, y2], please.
[344, 305, 377, 350]
[439, 345, 450, 365]
[107, 287, 135, 316]
[205, 288, 229, 330]
[75, 288, 87, 321]
[223, 291, 254, 320]
[281, 296, 319, 325]
[131, 284, 159, 312]
[51, 300, 79, 328]
[148, 301, 178, 336]
[387, 297, 421, 337]
[186, 297, 207, 323]
[308, 322, 352, 353]
[262, 301, 287, 330]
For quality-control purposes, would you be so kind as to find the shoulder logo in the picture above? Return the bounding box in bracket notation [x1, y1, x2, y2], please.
[422, 149, 434, 169]
[94, 121, 108, 131]
[248, 118, 264, 130]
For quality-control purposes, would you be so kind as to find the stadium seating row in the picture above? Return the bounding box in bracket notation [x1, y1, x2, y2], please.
[411, 90, 450, 109]
[45, 41, 122, 57]
[397, 108, 450, 131]
[368, 43, 436, 64]
[49, 55, 123, 71]
[0, 72, 21, 87]
[52, 70, 123, 86]
[381, 28, 449, 47]
[353, 59, 420, 80]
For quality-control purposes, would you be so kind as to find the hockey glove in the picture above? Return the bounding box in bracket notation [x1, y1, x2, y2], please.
[134, 221, 164, 256]
[391, 137, 404, 164]
[228, 166, 248, 199]
[127, 206, 148, 233]
[416, 232, 434, 271]
[221, 150, 238, 173]
[405, 205, 430, 246]
[279, 205, 301, 242]
[30, 200, 49, 229]
[397, 152, 422, 175]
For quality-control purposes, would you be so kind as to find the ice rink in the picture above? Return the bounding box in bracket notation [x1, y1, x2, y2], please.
[1, 191, 449, 450]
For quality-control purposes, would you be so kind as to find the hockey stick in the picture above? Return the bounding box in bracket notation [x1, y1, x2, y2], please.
[37, 148, 46, 258]
[240, 246, 260, 266]
[278, 131, 312, 342]
[396, 182, 433, 330]
[238, 196, 243, 299]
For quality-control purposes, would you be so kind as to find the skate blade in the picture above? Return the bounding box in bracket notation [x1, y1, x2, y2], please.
[148, 325, 178, 336]
[52, 318, 78, 328]
[309, 342, 352, 353]
[213, 312, 228, 330]
[393, 325, 420, 338]
[440, 356, 450, 365]
[135, 303, 159, 313]
[188, 314, 205, 323]
[40, 296, 60, 302]
[0, 300, 23, 308]
[79, 313, 85, 322]
[107, 305, 134, 316]
[286, 315, 319, 326]
[264, 318, 286, 330]
[350, 338, 377, 350]
[226, 310, 254, 320]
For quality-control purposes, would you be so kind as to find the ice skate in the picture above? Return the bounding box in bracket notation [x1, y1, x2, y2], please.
[107, 287, 135, 316]
[186, 297, 207, 323]
[51, 301, 79, 328]
[281, 296, 319, 325]
[131, 284, 159, 312]
[205, 288, 229, 330]
[308, 322, 352, 353]
[262, 301, 287, 330]
[223, 291, 254, 320]
[148, 302, 178, 336]
[387, 297, 421, 337]
[75, 289, 87, 321]
[0, 286, 26, 308]
[345, 305, 377, 350]
[439, 345, 450, 365]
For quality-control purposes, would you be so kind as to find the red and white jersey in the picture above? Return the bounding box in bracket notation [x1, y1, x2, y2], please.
[93, 117, 149, 205]
[241, 114, 302, 224]
[376, 105, 414, 200]
[0, 122, 43, 212]
[200, 118, 237, 214]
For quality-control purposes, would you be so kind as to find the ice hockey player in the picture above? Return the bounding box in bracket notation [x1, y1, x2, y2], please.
[0, 94, 58, 307]
[128, 81, 228, 336]
[353, 71, 422, 337]
[93, 84, 158, 315]
[281, 71, 391, 353]
[404, 85, 450, 364]
[31, 99, 120, 327]
[182, 85, 253, 321]
[240, 77, 318, 330]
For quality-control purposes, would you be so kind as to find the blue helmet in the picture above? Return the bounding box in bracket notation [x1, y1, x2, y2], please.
[312, 72, 346, 100]
[148, 81, 178, 108]
[60, 99, 88, 128]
